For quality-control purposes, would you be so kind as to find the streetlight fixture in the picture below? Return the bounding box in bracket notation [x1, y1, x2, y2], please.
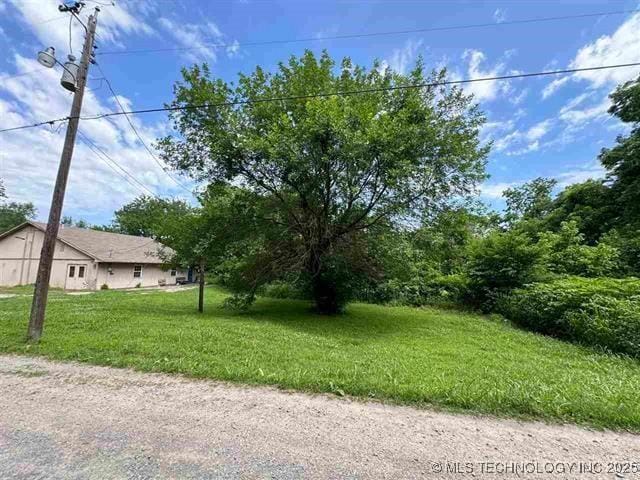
[37, 47, 57, 68]
[36, 47, 80, 92]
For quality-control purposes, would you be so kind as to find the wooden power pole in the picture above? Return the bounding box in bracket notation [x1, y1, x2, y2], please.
[198, 258, 205, 313]
[27, 9, 99, 342]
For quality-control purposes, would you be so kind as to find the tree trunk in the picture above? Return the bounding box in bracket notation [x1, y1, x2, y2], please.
[311, 274, 342, 314]
[198, 259, 205, 313]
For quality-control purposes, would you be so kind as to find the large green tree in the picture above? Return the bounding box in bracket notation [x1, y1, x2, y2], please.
[107, 195, 194, 237]
[159, 51, 488, 313]
[503, 177, 557, 226]
[600, 75, 640, 229]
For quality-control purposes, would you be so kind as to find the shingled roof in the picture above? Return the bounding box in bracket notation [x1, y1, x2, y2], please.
[2, 221, 171, 264]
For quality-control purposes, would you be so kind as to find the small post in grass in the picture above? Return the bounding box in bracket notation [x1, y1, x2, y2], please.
[198, 258, 205, 313]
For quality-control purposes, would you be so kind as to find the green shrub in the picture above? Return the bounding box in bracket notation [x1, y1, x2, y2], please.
[100, 284, 109, 290]
[359, 274, 469, 307]
[497, 277, 640, 349]
[541, 221, 621, 277]
[261, 281, 306, 300]
[467, 230, 545, 311]
[566, 295, 640, 357]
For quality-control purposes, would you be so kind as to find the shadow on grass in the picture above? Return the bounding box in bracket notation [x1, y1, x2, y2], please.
[219, 295, 437, 341]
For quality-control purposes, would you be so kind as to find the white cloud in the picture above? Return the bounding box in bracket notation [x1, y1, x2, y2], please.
[525, 120, 552, 141]
[493, 8, 506, 24]
[556, 162, 606, 188]
[510, 88, 529, 105]
[541, 12, 640, 98]
[570, 12, 640, 87]
[480, 181, 516, 200]
[541, 76, 570, 99]
[488, 119, 553, 156]
[481, 162, 606, 201]
[7, 0, 154, 54]
[558, 96, 611, 126]
[381, 38, 424, 74]
[226, 39, 240, 58]
[559, 92, 590, 114]
[480, 118, 514, 141]
[508, 141, 540, 156]
[0, 54, 193, 224]
[460, 49, 511, 102]
[157, 17, 240, 64]
[492, 129, 521, 152]
[158, 18, 225, 64]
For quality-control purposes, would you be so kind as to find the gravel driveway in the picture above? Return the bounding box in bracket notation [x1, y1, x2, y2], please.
[1, 355, 638, 479]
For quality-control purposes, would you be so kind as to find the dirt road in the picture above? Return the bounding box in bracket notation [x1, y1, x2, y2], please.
[1, 355, 637, 479]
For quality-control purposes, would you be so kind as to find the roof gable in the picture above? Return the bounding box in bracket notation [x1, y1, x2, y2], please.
[2, 222, 171, 264]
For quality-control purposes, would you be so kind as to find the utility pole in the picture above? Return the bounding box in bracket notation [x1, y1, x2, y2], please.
[198, 258, 205, 313]
[27, 9, 99, 342]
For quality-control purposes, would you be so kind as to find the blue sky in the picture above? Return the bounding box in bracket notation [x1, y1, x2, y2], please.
[1, 0, 639, 225]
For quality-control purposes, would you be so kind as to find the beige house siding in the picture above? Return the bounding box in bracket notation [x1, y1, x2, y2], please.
[0, 223, 187, 290]
[96, 263, 186, 289]
[0, 225, 97, 289]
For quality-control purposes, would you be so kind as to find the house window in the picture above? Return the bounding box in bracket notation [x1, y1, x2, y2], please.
[78, 266, 85, 278]
[68, 266, 75, 278]
[170, 269, 177, 276]
[133, 265, 143, 278]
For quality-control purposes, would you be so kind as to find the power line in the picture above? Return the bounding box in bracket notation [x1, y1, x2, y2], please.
[77, 130, 159, 197]
[95, 62, 194, 194]
[78, 62, 640, 118]
[97, 9, 640, 56]
[1, 70, 41, 80]
[2, 62, 640, 134]
[0, 116, 71, 133]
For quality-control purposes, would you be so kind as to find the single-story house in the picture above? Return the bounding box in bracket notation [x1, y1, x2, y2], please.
[0, 221, 187, 290]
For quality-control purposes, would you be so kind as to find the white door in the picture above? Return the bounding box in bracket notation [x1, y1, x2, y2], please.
[65, 264, 89, 290]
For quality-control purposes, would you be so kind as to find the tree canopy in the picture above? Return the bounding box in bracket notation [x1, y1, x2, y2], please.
[0, 179, 36, 234]
[158, 50, 488, 312]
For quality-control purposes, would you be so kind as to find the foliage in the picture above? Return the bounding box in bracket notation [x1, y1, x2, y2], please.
[543, 180, 614, 244]
[598, 76, 640, 240]
[601, 227, 640, 276]
[566, 296, 640, 357]
[540, 221, 620, 277]
[260, 280, 307, 300]
[496, 277, 640, 339]
[2, 286, 640, 430]
[466, 230, 545, 310]
[158, 50, 488, 313]
[412, 203, 499, 275]
[0, 201, 36, 234]
[61, 216, 90, 229]
[108, 195, 194, 238]
[503, 177, 557, 225]
[0, 178, 36, 234]
[362, 274, 470, 307]
[100, 283, 109, 290]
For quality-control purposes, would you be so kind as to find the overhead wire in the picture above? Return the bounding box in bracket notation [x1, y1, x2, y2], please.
[96, 8, 640, 56]
[94, 62, 194, 194]
[2, 62, 640, 134]
[77, 130, 160, 197]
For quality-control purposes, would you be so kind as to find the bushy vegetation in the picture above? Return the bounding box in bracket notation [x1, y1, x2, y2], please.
[567, 296, 640, 357]
[497, 277, 640, 356]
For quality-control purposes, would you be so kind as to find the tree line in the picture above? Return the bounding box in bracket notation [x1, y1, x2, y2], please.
[2, 51, 638, 318]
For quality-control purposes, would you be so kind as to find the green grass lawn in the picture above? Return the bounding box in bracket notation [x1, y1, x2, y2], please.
[1, 286, 639, 430]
